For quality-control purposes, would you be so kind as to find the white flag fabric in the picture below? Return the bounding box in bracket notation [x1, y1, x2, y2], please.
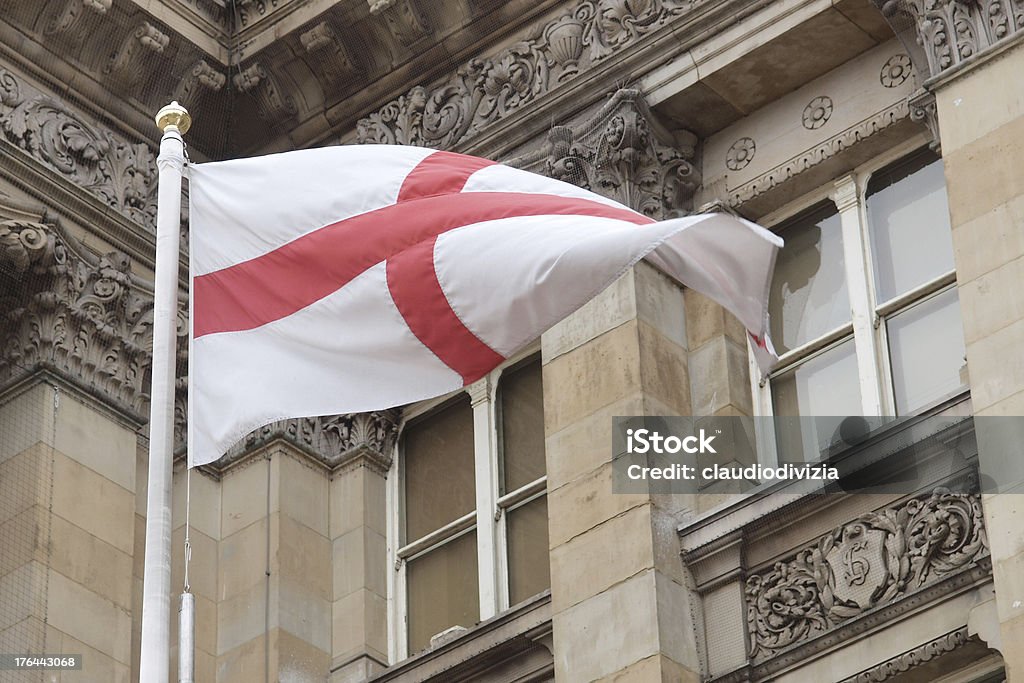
[187, 145, 781, 467]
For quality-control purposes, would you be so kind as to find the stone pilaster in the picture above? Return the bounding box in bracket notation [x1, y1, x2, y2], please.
[541, 261, 700, 681]
[872, 1, 1024, 676]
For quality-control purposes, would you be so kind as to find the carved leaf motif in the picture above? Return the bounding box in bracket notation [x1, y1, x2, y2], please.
[357, 0, 691, 149]
[744, 489, 988, 660]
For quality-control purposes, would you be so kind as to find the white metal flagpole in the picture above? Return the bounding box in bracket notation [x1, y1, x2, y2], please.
[140, 101, 191, 683]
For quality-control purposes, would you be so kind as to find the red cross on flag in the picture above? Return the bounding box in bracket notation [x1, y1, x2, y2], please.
[187, 145, 781, 467]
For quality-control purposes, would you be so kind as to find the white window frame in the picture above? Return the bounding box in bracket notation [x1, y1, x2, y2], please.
[386, 346, 547, 661]
[748, 139, 964, 465]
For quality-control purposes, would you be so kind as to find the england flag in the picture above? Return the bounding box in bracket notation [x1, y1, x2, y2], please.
[187, 145, 781, 467]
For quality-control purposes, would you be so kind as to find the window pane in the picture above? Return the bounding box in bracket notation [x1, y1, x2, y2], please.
[772, 339, 861, 461]
[506, 496, 550, 605]
[500, 358, 546, 493]
[769, 204, 849, 354]
[406, 531, 479, 653]
[887, 288, 967, 415]
[404, 395, 475, 541]
[867, 151, 954, 302]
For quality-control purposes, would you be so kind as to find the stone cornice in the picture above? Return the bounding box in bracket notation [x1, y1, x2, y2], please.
[354, 0, 769, 158]
[837, 627, 970, 683]
[726, 98, 911, 210]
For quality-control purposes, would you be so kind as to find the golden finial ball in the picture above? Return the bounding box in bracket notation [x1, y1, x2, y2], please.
[155, 101, 192, 135]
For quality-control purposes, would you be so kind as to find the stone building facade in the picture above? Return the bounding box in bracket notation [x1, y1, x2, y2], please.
[0, 0, 1021, 681]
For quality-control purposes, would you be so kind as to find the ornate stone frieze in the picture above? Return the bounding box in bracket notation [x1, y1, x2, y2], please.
[873, 0, 1024, 82]
[507, 88, 699, 217]
[0, 69, 159, 227]
[214, 409, 401, 474]
[837, 628, 969, 683]
[233, 63, 298, 121]
[0, 204, 170, 419]
[370, 0, 431, 47]
[745, 489, 988, 661]
[356, 0, 691, 149]
[727, 99, 910, 208]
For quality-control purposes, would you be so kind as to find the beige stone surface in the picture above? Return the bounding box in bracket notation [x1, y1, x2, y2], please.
[549, 505, 656, 613]
[46, 512, 134, 610]
[637, 320, 691, 416]
[171, 463, 221, 541]
[329, 466, 387, 539]
[964, 317, 1024, 412]
[332, 525, 387, 600]
[52, 390, 137, 492]
[278, 626, 331, 682]
[60, 633, 131, 683]
[943, 114, 1024, 228]
[217, 627, 278, 683]
[552, 570, 662, 681]
[217, 577, 278, 656]
[544, 394, 646, 491]
[687, 336, 751, 417]
[221, 457, 276, 538]
[543, 320, 642, 437]
[958, 255, 1024, 345]
[936, 41, 1024, 155]
[50, 450, 135, 555]
[278, 451, 329, 537]
[542, 271, 637, 363]
[634, 263, 687, 347]
[594, 653, 701, 683]
[0, 384, 49, 465]
[332, 588, 387, 662]
[46, 568, 132, 664]
[219, 515, 276, 601]
[684, 289, 745, 351]
[546, 461, 649, 549]
[951, 193, 1024, 286]
[0, 443, 50, 526]
[279, 575, 332, 656]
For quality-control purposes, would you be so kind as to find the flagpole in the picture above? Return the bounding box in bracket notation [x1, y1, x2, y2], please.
[140, 101, 190, 683]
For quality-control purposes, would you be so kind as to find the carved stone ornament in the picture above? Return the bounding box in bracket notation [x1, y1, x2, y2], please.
[369, 0, 431, 47]
[728, 99, 910, 208]
[213, 410, 401, 474]
[726, 137, 756, 171]
[745, 489, 988, 660]
[506, 89, 700, 218]
[299, 22, 360, 85]
[233, 63, 298, 122]
[357, 0, 691, 149]
[104, 22, 170, 89]
[880, 54, 913, 87]
[0, 69, 159, 228]
[174, 60, 228, 104]
[0, 197, 173, 419]
[802, 96, 834, 130]
[837, 627, 970, 683]
[872, 0, 1024, 82]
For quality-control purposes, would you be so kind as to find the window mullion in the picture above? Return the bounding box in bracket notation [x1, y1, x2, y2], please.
[832, 175, 884, 415]
[467, 377, 501, 621]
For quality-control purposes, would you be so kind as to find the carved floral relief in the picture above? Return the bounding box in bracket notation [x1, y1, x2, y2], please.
[0, 69, 159, 227]
[745, 489, 988, 660]
[357, 0, 692, 149]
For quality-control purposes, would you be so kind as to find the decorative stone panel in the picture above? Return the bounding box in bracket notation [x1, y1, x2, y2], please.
[356, 0, 693, 149]
[0, 69, 158, 227]
[745, 489, 988, 661]
[507, 88, 700, 217]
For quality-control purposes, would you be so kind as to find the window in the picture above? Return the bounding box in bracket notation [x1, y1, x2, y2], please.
[752, 147, 967, 462]
[389, 353, 550, 658]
